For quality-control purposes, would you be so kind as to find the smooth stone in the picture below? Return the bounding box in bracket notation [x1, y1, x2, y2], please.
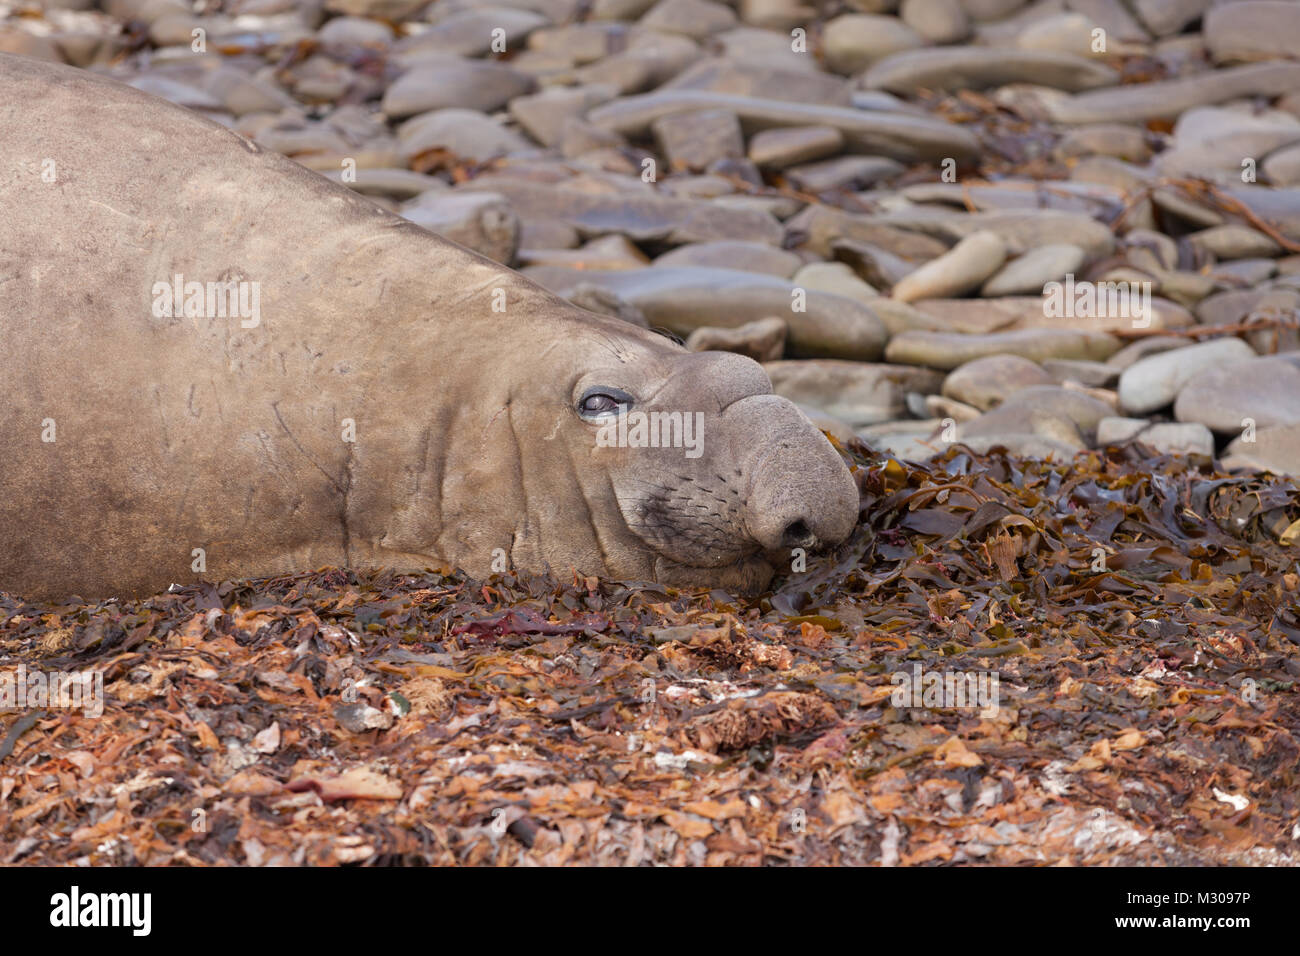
[862, 47, 1118, 94]
[397, 109, 532, 164]
[830, 238, 918, 289]
[1106, 335, 1188, 369]
[1048, 63, 1300, 125]
[586, 90, 980, 161]
[1117, 337, 1258, 415]
[887, 328, 1122, 369]
[900, 0, 971, 43]
[1173, 356, 1300, 433]
[399, 191, 520, 264]
[1263, 143, 1300, 187]
[1195, 288, 1300, 326]
[640, 0, 738, 37]
[1187, 224, 1283, 261]
[892, 231, 1007, 303]
[525, 266, 890, 359]
[382, 60, 534, 119]
[663, 57, 853, 106]
[653, 241, 802, 277]
[820, 13, 925, 74]
[394, 8, 548, 60]
[1041, 358, 1119, 387]
[1096, 416, 1150, 445]
[1054, 124, 1152, 163]
[1133, 422, 1215, 457]
[460, 176, 783, 244]
[324, 167, 445, 198]
[324, 0, 435, 20]
[958, 433, 1085, 459]
[508, 85, 615, 148]
[1204, 1, 1300, 65]
[783, 205, 951, 260]
[980, 244, 1085, 297]
[517, 234, 650, 271]
[924, 394, 981, 423]
[317, 16, 394, 49]
[685, 316, 787, 361]
[958, 385, 1115, 448]
[651, 108, 745, 170]
[748, 126, 845, 168]
[785, 155, 904, 192]
[863, 208, 1116, 261]
[1132, 0, 1207, 36]
[1224, 424, 1300, 475]
[960, 0, 1027, 19]
[1208, 259, 1278, 287]
[914, 294, 1193, 334]
[764, 361, 945, 426]
[942, 353, 1054, 410]
[792, 262, 879, 303]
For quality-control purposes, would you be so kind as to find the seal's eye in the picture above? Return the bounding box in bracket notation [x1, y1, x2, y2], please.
[578, 386, 633, 421]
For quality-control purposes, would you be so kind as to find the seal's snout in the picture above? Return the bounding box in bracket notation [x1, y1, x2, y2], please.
[737, 395, 860, 559]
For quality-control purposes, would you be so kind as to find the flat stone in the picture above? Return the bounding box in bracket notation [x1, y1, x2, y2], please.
[886, 328, 1122, 369]
[785, 155, 904, 192]
[1096, 416, 1150, 445]
[1224, 423, 1300, 475]
[397, 109, 532, 164]
[1187, 224, 1283, 261]
[901, 0, 971, 43]
[862, 47, 1118, 94]
[942, 353, 1054, 409]
[1117, 337, 1258, 415]
[764, 360, 945, 426]
[1173, 355, 1300, 433]
[653, 241, 802, 276]
[324, 167, 445, 199]
[748, 126, 845, 168]
[685, 316, 787, 361]
[958, 385, 1116, 448]
[1042, 358, 1119, 387]
[1134, 422, 1215, 457]
[525, 265, 890, 359]
[892, 231, 1007, 303]
[461, 175, 783, 245]
[1054, 124, 1152, 163]
[1047, 63, 1300, 125]
[981, 243, 1085, 297]
[792, 261, 879, 303]
[1204, 1, 1300, 64]
[640, 0, 738, 37]
[586, 89, 980, 161]
[651, 108, 745, 170]
[382, 60, 535, 118]
[820, 13, 925, 74]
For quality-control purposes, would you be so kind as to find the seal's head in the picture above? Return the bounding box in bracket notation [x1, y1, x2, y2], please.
[500, 313, 861, 593]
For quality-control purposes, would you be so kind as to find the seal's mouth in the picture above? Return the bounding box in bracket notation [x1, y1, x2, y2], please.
[651, 551, 775, 595]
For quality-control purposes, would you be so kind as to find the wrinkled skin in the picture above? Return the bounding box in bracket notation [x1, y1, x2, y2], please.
[0, 54, 860, 601]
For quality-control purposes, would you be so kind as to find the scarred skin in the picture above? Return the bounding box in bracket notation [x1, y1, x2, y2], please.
[0, 54, 860, 602]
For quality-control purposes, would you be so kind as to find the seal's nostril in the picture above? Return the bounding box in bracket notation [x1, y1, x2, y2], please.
[781, 519, 815, 549]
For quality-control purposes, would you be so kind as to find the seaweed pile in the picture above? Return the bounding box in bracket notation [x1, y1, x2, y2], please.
[1, 444, 1297, 865]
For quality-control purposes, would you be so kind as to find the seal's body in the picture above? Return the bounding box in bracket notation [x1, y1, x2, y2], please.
[0, 54, 859, 601]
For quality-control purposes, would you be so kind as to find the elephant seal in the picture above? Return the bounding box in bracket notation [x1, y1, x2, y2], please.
[0, 54, 859, 602]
